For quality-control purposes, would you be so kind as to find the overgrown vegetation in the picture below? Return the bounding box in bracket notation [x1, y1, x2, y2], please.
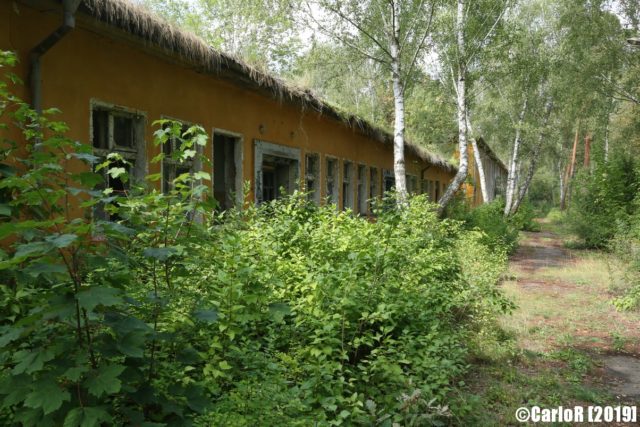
[0, 53, 512, 425]
[446, 197, 538, 254]
[568, 154, 640, 248]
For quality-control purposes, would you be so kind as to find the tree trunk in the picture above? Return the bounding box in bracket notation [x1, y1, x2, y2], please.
[504, 97, 528, 216]
[560, 124, 579, 210]
[390, 0, 407, 202]
[438, 0, 468, 215]
[583, 133, 591, 169]
[559, 160, 566, 210]
[467, 116, 489, 203]
[510, 101, 553, 215]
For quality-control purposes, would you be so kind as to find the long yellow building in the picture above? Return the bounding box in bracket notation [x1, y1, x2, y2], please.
[1, 0, 463, 214]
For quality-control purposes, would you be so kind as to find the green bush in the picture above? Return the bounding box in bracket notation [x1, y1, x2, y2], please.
[447, 197, 520, 254]
[0, 51, 511, 425]
[568, 154, 640, 248]
[610, 206, 640, 311]
[510, 200, 540, 232]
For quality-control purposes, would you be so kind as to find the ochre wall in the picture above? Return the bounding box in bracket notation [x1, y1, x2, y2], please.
[2, 2, 455, 210]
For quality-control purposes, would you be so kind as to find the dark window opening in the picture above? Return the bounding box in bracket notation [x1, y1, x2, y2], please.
[342, 161, 353, 211]
[113, 115, 134, 149]
[213, 133, 240, 210]
[384, 174, 395, 193]
[305, 154, 320, 204]
[92, 110, 109, 150]
[326, 158, 338, 205]
[261, 154, 297, 203]
[369, 167, 379, 211]
[357, 165, 367, 214]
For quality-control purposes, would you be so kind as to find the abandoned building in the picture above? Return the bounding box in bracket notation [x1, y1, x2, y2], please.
[465, 138, 508, 206]
[1, 0, 504, 212]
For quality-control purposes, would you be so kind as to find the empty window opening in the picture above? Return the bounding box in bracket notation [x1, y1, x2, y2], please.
[383, 169, 395, 194]
[421, 180, 429, 199]
[406, 175, 418, 195]
[369, 167, 379, 211]
[305, 153, 320, 205]
[261, 155, 297, 202]
[91, 104, 145, 220]
[326, 157, 338, 206]
[435, 180, 441, 202]
[213, 132, 242, 210]
[254, 141, 300, 204]
[342, 160, 354, 211]
[357, 164, 367, 215]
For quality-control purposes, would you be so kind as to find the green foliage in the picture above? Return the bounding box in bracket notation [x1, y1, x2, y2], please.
[446, 197, 520, 254]
[568, 153, 640, 248]
[509, 200, 540, 232]
[610, 207, 640, 310]
[0, 51, 510, 425]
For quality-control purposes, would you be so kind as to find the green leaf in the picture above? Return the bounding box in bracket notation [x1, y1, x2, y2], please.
[63, 365, 90, 382]
[13, 348, 55, 375]
[182, 149, 196, 159]
[85, 364, 126, 398]
[143, 246, 179, 261]
[116, 331, 146, 358]
[193, 171, 211, 181]
[24, 380, 71, 414]
[268, 302, 292, 323]
[23, 262, 68, 277]
[0, 327, 23, 347]
[193, 133, 208, 147]
[107, 167, 127, 179]
[0, 204, 10, 216]
[63, 407, 111, 427]
[193, 308, 218, 323]
[47, 233, 77, 248]
[14, 241, 55, 259]
[70, 152, 100, 164]
[77, 287, 123, 311]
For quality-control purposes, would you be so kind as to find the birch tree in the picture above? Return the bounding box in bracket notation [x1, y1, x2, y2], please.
[305, 0, 436, 202]
[436, 0, 510, 213]
[466, 116, 489, 203]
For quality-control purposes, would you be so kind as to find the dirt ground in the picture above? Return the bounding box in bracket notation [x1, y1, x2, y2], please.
[507, 221, 640, 409]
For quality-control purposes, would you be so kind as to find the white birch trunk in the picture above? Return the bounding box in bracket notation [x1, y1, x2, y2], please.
[504, 97, 528, 216]
[510, 100, 552, 215]
[466, 116, 489, 203]
[438, 0, 468, 214]
[390, 0, 407, 202]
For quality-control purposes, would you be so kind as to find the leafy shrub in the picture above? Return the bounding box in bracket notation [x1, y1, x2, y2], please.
[610, 207, 640, 311]
[568, 154, 640, 248]
[509, 200, 540, 232]
[0, 51, 510, 425]
[447, 197, 520, 254]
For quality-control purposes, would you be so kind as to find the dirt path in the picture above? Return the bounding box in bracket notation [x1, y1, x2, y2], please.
[507, 224, 640, 405]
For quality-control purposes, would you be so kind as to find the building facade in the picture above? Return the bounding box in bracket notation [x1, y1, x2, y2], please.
[465, 138, 508, 206]
[1, 0, 457, 215]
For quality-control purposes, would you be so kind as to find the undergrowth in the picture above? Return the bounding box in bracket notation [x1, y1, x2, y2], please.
[0, 51, 512, 426]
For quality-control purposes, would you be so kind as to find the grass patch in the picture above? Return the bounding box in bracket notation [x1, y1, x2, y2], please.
[454, 215, 640, 424]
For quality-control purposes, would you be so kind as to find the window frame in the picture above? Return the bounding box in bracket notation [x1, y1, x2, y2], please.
[89, 100, 147, 220]
[342, 159, 354, 211]
[304, 152, 321, 205]
[325, 155, 339, 207]
[213, 128, 244, 209]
